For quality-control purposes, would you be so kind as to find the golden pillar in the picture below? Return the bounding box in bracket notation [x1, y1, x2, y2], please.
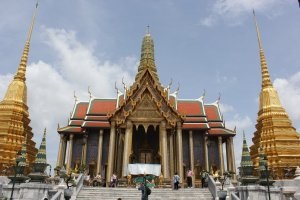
[81, 134, 88, 167]
[122, 120, 132, 177]
[56, 133, 64, 167]
[176, 122, 183, 182]
[204, 135, 209, 171]
[218, 136, 225, 175]
[160, 121, 169, 178]
[169, 131, 174, 177]
[66, 134, 74, 172]
[107, 121, 116, 186]
[96, 129, 104, 175]
[189, 130, 195, 186]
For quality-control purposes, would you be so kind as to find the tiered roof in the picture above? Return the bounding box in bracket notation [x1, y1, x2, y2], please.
[59, 93, 234, 136]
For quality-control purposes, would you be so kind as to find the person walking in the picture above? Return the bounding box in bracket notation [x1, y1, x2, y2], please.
[138, 182, 149, 200]
[201, 170, 208, 188]
[173, 172, 180, 190]
[186, 169, 193, 188]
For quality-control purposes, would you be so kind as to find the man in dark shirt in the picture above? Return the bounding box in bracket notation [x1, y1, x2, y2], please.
[138, 183, 149, 200]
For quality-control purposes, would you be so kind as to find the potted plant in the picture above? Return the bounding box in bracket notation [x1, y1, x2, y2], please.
[217, 171, 235, 200]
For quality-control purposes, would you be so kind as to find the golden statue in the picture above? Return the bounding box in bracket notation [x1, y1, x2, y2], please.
[127, 173, 132, 187]
[159, 173, 164, 187]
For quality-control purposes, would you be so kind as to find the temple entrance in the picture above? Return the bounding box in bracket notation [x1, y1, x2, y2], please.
[132, 125, 159, 164]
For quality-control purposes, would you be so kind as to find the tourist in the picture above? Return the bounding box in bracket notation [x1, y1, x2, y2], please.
[84, 173, 91, 186]
[173, 172, 180, 190]
[94, 173, 102, 187]
[110, 173, 117, 187]
[201, 170, 208, 188]
[138, 183, 149, 200]
[186, 169, 193, 188]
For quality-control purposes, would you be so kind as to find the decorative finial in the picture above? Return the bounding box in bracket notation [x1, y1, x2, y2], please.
[216, 92, 221, 104]
[202, 89, 206, 97]
[176, 82, 180, 93]
[147, 25, 150, 35]
[88, 86, 92, 99]
[234, 126, 237, 133]
[243, 130, 246, 139]
[57, 123, 60, 130]
[167, 78, 173, 90]
[73, 91, 78, 102]
[114, 81, 118, 94]
[253, 9, 273, 88]
[122, 77, 127, 92]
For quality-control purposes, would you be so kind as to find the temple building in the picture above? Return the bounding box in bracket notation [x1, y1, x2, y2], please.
[250, 13, 300, 178]
[0, 4, 38, 172]
[56, 30, 237, 184]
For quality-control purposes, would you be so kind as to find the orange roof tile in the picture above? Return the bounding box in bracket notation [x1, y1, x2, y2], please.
[204, 105, 221, 121]
[58, 126, 84, 133]
[82, 121, 110, 128]
[182, 123, 209, 129]
[72, 102, 89, 119]
[177, 100, 205, 116]
[87, 99, 117, 115]
[85, 116, 109, 121]
[69, 120, 84, 126]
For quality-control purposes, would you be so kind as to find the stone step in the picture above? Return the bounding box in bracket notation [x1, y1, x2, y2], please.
[76, 187, 213, 200]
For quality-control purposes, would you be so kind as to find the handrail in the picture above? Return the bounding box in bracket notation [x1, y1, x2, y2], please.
[71, 173, 84, 199]
[231, 192, 240, 200]
[208, 175, 218, 199]
[50, 191, 62, 200]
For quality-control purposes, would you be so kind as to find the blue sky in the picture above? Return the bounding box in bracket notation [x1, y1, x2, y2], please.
[0, 0, 299, 173]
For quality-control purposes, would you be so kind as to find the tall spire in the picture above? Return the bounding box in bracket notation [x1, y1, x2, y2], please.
[0, 1, 38, 174]
[250, 11, 300, 179]
[3, 1, 39, 103]
[253, 10, 272, 89]
[135, 26, 159, 81]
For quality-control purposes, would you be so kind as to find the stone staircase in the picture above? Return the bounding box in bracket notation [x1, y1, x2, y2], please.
[76, 187, 213, 200]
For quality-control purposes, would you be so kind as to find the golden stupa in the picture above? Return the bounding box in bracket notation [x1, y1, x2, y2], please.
[250, 12, 300, 179]
[0, 3, 38, 173]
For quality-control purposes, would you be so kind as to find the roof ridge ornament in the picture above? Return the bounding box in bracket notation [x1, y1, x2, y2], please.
[74, 91, 78, 102]
[88, 86, 94, 99]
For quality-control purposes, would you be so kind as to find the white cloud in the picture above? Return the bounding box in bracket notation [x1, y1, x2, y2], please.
[0, 27, 137, 171]
[219, 103, 234, 113]
[274, 73, 300, 130]
[225, 114, 253, 131]
[201, 0, 291, 26]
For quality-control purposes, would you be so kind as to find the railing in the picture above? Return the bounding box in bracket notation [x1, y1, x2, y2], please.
[208, 175, 218, 199]
[231, 192, 240, 200]
[71, 173, 84, 199]
[50, 191, 62, 200]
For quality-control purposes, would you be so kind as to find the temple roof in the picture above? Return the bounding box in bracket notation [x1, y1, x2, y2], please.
[59, 94, 234, 136]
